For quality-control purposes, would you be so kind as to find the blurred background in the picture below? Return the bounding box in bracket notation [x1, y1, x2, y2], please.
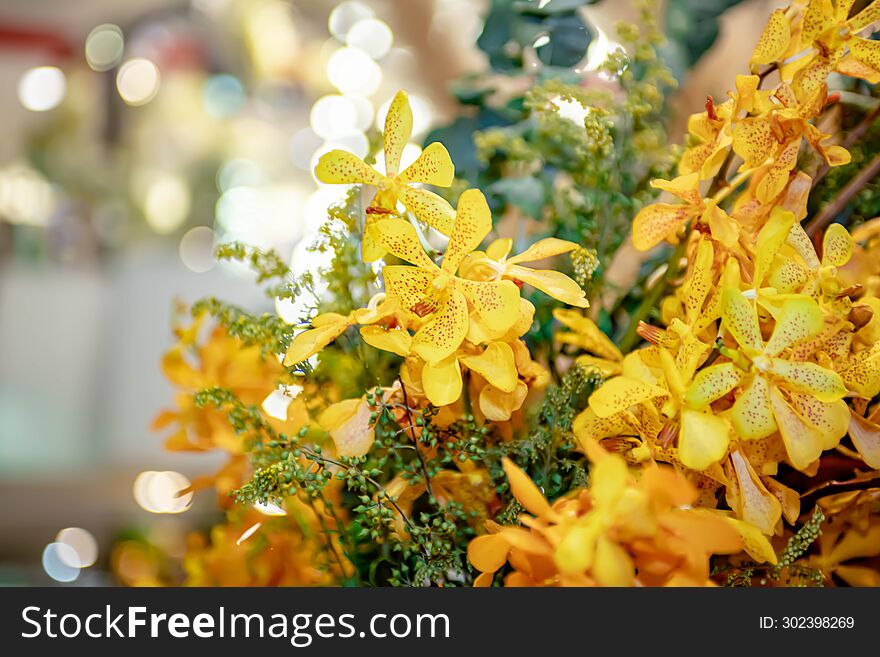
[0, 0, 781, 585]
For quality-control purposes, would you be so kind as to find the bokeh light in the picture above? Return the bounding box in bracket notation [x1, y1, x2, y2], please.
[42, 543, 80, 583]
[142, 174, 191, 234]
[0, 164, 56, 225]
[116, 58, 161, 105]
[55, 527, 99, 568]
[236, 522, 262, 545]
[310, 94, 359, 139]
[17, 66, 66, 112]
[328, 1, 375, 40]
[346, 18, 393, 59]
[203, 74, 246, 118]
[326, 47, 382, 96]
[289, 127, 324, 170]
[85, 24, 125, 71]
[179, 225, 216, 273]
[217, 158, 266, 192]
[133, 470, 193, 514]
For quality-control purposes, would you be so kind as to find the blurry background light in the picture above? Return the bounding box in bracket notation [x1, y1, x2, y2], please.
[133, 470, 193, 514]
[326, 47, 382, 96]
[55, 527, 98, 568]
[42, 542, 80, 583]
[202, 73, 246, 118]
[0, 164, 56, 226]
[116, 58, 161, 106]
[328, 1, 375, 41]
[324, 131, 369, 159]
[178, 226, 216, 273]
[17, 66, 66, 112]
[217, 158, 266, 192]
[142, 174, 191, 234]
[345, 18, 393, 59]
[310, 94, 359, 139]
[85, 24, 125, 71]
[289, 127, 324, 170]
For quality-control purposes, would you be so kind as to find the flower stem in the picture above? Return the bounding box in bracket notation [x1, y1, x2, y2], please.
[805, 151, 880, 237]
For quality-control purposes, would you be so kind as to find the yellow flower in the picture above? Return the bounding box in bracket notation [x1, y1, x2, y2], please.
[315, 90, 455, 261]
[631, 172, 739, 251]
[721, 287, 849, 470]
[553, 308, 623, 376]
[460, 237, 589, 308]
[468, 448, 770, 587]
[376, 188, 521, 364]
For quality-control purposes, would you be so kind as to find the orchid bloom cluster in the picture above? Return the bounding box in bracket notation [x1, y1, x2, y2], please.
[290, 90, 587, 442]
[577, 0, 880, 549]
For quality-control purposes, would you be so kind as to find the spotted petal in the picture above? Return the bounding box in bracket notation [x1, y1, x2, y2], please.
[728, 448, 781, 535]
[769, 386, 825, 471]
[382, 265, 432, 313]
[506, 237, 579, 264]
[589, 376, 667, 418]
[397, 142, 455, 187]
[750, 8, 791, 67]
[382, 91, 413, 177]
[685, 362, 744, 409]
[507, 265, 588, 308]
[373, 217, 439, 271]
[731, 374, 777, 439]
[766, 358, 847, 402]
[411, 288, 469, 363]
[721, 288, 763, 356]
[442, 189, 492, 275]
[762, 295, 825, 356]
[822, 223, 853, 267]
[314, 149, 382, 185]
[396, 186, 455, 236]
[457, 279, 521, 335]
[631, 203, 694, 251]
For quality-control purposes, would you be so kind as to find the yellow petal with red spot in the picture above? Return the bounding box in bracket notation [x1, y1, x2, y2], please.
[442, 189, 492, 275]
[678, 408, 730, 471]
[314, 149, 383, 185]
[467, 534, 509, 573]
[572, 407, 637, 442]
[412, 288, 469, 364]
[501, 457, 554, 519]
[721, 288, 763, 355]
[359, 325, 412, 357]
[631, 203, 694, 251]
[457, 279, 521, 334]
[382, 90, 413, 177]
[397, 186, 456, 236]
[835, 54, 880, 84]
[682, 237, 714, 324]
[373, 217, 439, 270]
[422, 355, 463, 406]
[460, 341, 518, 393]
[507, 265, 588, 308]
[762, 295, 825, 356]
[588, 376, 667, 418]
[397, 142, 455, 187]
[732, 117, 775, 168]
[769, 385, 825, 471]
[750, 8, 791, 66]
[382, 265, 432, 312]
[731, 374, 777, 439]
[506, 237, 579, 264]
[788, 392, 849, 450]
[650, 173, 702, 206]
[756, 139, 800, 204]
[822, 223, 853, 267]
[685, 362, 744, 409]
[849, 37, 880, 79]
[754, 208, 796, 289]
[801, 0, 834, 45]
[766, 358, 847, 402]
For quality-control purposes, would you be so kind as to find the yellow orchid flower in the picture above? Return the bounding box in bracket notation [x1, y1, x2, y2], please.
[315, 90, 455, 261]
[376, 188, 521, 364]
[460, 237, 589, 308]
[283, 294, 398, 366]
[420, 341, 520, 408]
[791, 0, 880, 86]
[631, 172, 740, 251]
[468, 449, 768, 587]
[588, 343, 743, 470]
[721, 287, 850, 470]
